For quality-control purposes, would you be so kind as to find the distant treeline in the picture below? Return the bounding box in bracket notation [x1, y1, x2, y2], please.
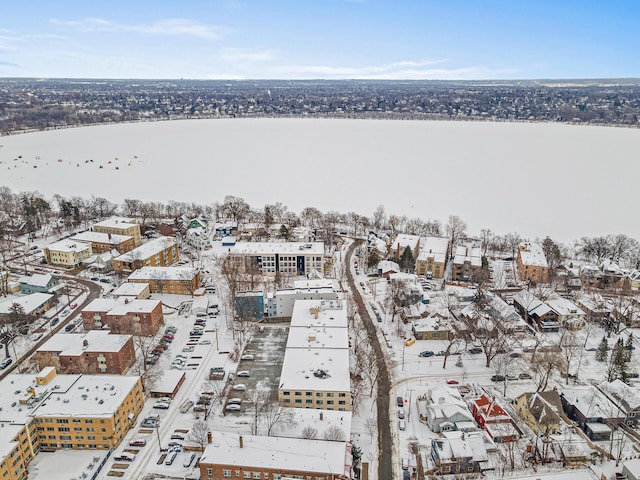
[1, 78, 639, 134]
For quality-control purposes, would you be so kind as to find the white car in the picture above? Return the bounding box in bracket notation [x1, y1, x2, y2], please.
[225, 404, 241, 412]
[200, 339, 211, 345]
[241, 354, 254, 361]
[237, 370, 251, 377]
[153, 402, 170, 410]
[182, 346, 194, 352]
[232, 384, 247, 391]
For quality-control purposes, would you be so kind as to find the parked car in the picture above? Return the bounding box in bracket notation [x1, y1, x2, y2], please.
[227, 398, 243, 405]
[398, 408, 405, 419]
[397, 396, 404, 407]
[232, 384, 247, 391]
[182, 346, 195, 352]
[446, 379, 459, 385]
[129, 440, 147, 447]
[165, 452, 177, 465]
[398, 419, 406, 431]
[518, 372, 532, 379]
[64, 324, 75, 332]
[60, 309, 70, 317]
[183, 453, 197, 468]
[50, 317, 60, 327]
[114, 453, 136, 462]
[153, 402, 171, 410]
[468, 347, 483, 354]
[31, 333, 44, 342]
[199, 339, 211, 345]
[419, 351, 434, 358]
[237, 370, 251, 377]
[226, 404, 242, 412]
[491, 375, 506, 382]
[0, 358, 12, 369]
[189, 330, 204, 336]
[241, 354, 254, 361]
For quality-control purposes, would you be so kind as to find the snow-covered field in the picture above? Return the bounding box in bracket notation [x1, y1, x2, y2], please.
[2, 119, 639, 242]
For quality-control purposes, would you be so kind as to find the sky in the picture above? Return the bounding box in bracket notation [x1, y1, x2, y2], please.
[0, 0, 638, 80]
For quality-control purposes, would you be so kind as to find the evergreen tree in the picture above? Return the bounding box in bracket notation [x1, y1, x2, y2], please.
[367, 249, 381, 272]
[399, 246, 414, 272]
[595, 336, 608, 362]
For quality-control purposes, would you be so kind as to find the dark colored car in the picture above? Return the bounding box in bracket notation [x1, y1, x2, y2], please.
[419, 351, 434, 358]
[491, 375, 506, 382]
[397, 396, 404, 407]
[468, 347, 483, 354]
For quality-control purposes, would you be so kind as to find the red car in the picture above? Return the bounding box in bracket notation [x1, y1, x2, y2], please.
[446, 380, 459, 385]
[129, 440, 146, 447]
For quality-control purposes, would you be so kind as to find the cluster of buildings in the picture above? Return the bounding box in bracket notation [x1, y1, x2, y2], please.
[200, 297, 353, 480]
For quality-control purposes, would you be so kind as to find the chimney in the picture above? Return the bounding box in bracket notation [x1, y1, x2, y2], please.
[239, 435, 243, 448]
[207, 431, 212, 444]
[83, 339, 89, 349]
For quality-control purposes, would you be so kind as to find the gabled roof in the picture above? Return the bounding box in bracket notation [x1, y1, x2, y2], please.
[519, 391, 563, 426]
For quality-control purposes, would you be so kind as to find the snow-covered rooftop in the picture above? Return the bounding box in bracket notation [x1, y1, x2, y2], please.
[453, 244, 482, 267]
[518, 242, 549, 268]
[230, 241, 324, 256]
[560, 385, 625, 419]
[71, 231, 132, 245]
[289, 299, 348, 329]
[391, 233, 420, 251]
[127, 266, 197, 281]
[92, 217, 137, 229]
[82, 297, 160, 314]
[286, 324, 349, 350]
[45, 240, 91, 253]
[546, 293, 585, 317]
[279, 347, 350, 393]
[37, 330, 131, 356]
[112, 282, 149, 297]
[0, 292, 53, 314]
[273, 409, 352, 441]
[201, 432, 348, 476]
[114, 237, 176, 262]
[18, 273, 55, 288]
[292, 279, 338, 290]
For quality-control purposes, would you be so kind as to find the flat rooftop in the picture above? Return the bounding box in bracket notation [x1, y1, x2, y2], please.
[37, 330, 131, 356]
[45, 240, 91, 253]
[286, 325, 349, 350]
[0, 292, 53, 314]
[279, 347, 350, 392]
[71, 231, 132, 245]
[127, 266, 196, 281]
[112, 282, 149, 296]
[230, 241, 324, 256]
[201, 432, 348, 476]
[115, 237, 175, 262]
[289, 299, 348, 329]
[92, 217, 137, 229]
[82, 297, 160, 314]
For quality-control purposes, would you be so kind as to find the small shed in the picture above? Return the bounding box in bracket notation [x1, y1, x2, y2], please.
[150, 370, 186, 399]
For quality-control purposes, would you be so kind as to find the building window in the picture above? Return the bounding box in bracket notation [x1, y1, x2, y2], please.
[243, 473, 250, 479]
[223, 470, 232, 477]
[253, 473, 261, 479]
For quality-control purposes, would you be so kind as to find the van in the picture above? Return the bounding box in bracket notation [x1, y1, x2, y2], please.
[165, 451, 177, 465]
[399, 419, 406, 431]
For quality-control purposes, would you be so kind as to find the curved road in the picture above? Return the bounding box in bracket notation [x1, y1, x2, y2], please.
[344, 240, 393, 480]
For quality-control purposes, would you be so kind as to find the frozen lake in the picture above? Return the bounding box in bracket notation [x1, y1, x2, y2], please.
[1, 118, 638, 243]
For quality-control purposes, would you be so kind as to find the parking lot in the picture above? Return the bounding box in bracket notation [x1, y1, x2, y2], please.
[224, 324, 289, 413]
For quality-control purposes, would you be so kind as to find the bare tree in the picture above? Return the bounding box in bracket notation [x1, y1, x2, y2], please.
[531, 351, 566, 392]
[301, 426, 318, 440]
[262, 395, 297, 436]
[446, 215, 467, 249]
[0, 303, 32, 358]
[186, 420, 210, 451]
[247, 389, 271, 435]
[323, 425, 346, 441]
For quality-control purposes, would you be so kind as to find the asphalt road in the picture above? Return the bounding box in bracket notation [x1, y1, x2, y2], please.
[345, 240, 393, 480]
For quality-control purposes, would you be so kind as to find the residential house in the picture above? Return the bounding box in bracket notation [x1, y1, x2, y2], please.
[412, 316, 450, 341]
[514, 391, 564, 435]
[512, 290, 560, 332]
[425, 404, 475, 433]
[113, 237, 179, 273]
[185, 226, 211, 250]
[560, 385, 625, 441]
[486, 292, 528, 333]
[378, 260, 400, 278]
[471, 394, 519, 443]
[126, 266, 201, 295]
[517, 243, 549, 284]
[429, 432, 489, 475]
[415, 236, 450, 279]
[199, 432, 352, 480]
[43, 240, 93, 267]
[18, 273, 58, 294]
[545, 293, 586, 329]
[390, 233, 421, 259]
[451, 244, 483, 282]
[111, 282, 151, 300]
[0, 292, 55, 316]
[36, 330, 135, 375]
[92, 217, 142, 246]
[597, 380, 640, 428]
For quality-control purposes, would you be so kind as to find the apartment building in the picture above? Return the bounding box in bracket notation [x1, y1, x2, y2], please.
[390, 233, 421, 259]
[81, 298, 164, 335]
[36, 330, 135, 375]
[415, 236, 450, 279]
[126, 266, 201, 295]
[113, 237, 179, 274]
[43, 240, 93, 267]
[92, 217, 142, 247]
[70, 231, 135, 254]
[278, 300, 351, 411]
[451, 244, 483, 282]
[0, 367, 143, 480]
[199, 432, 352, 480]
[517, 242, 549, 284]
[228, 242, 324, 277]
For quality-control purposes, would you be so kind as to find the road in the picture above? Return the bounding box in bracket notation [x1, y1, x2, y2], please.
[344, 239, 393, 480]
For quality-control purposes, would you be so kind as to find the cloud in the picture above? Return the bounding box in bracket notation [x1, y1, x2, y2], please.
[273, 60, 519, 80]
[217, 47, 274, 63]
[0, 60, 19, 68]
[51, 17, 228, 40]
